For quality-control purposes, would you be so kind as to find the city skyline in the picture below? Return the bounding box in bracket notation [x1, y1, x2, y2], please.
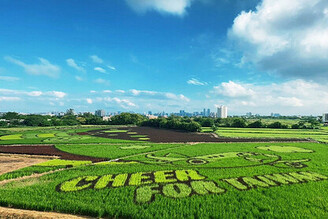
[1, 0, 328, 115]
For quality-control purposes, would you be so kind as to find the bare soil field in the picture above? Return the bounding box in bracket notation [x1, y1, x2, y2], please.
[0, 154, 51, 175]
[0, 145, 106, 162]
[0, 206, 94, 219]
[86, 127, 309, 143]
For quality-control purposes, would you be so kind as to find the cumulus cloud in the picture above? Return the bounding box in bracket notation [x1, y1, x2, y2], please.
[46, 91, 67, 98]
[212, 79, 328, 114]
[103, 97, 136, 109]
[90, 55, 103, 64]
[66, 58, 85, 72]
[229, 0, 328, 80]
[0, 76, 20, 82]
[125, 0, 193, 16]
[214, 81, 255, 98]
[187, 78, 207, 86]
[4, 56, 61, 78]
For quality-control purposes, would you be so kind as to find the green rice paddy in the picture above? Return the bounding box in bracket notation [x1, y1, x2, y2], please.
[0, 125, 328, 218]
[214, 127, 328, 142]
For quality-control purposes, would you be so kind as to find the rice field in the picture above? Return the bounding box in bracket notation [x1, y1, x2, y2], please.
[0, 125, 327, 218]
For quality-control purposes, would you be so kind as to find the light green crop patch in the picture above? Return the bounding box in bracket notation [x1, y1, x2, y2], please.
[257, 146, 314, 153]
[104, 130, 128, 133]
[138, 138, 150, 141]
[0, 134, 22, 140]
[36, 159, 91, 167]
[130, 135, 148, 138]
[120, 145, 150, 150]
[37, 133, 56, 138]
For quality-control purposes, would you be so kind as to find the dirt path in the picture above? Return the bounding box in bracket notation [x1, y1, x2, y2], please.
[0, 206, 95, 219]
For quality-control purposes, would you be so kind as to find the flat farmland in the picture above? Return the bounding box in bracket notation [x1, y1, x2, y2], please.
[214, 127, 328, 142]
[0, 126, 327, 218]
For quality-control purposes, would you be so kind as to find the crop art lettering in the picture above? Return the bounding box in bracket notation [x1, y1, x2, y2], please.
[57, 170, 327, 204]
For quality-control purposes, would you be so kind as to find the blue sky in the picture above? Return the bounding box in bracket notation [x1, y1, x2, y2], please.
[1, 0, 328, 115]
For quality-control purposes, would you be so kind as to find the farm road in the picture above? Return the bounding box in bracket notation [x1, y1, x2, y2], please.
[0, 206, 95, 219]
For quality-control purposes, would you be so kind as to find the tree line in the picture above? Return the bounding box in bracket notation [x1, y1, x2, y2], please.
[0, 112, 321, 131]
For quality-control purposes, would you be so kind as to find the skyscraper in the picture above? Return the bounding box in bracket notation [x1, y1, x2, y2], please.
[217, 106, 228, 118]
[323, 113, 328, 123]
[95, 109, 106, 117]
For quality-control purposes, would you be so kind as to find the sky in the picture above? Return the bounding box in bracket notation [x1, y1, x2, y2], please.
[0, 0, 328, 115]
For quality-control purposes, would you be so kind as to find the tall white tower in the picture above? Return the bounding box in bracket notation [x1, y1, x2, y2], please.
[323, 113, 328, 123]
[217, 105, 228, 118]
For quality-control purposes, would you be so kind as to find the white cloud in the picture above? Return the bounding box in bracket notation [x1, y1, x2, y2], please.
[0, 96, 21, 101]
[0, 89, 66, 99]
[125, 0, 193, 16]
[94, 78, 110, 85]
[46, 91, 67, 98]
[179, 94, 190, 102]
[214, 81, 255, 98]
[94, 67, 107, 74]
[86, 98, 93, 104]
[0, 76, 20, 81]
[128, 89, 190, 102]
[66, 58, 85, 72]
[187, 78, 207, 86]
[27, 91, 43, 97]
[90, 55, 103, 64]
[115, 90, 126, 94]
[229, 0, 328, 80]
[4, 56, 61, 78]
[104, 97, 136, 109]
[103, 90, 112, 93]
[107, 65, 116, 71]
[212, 79, 328, 114]
[130, 89, 156, 96]
[90, 90, 97, 93]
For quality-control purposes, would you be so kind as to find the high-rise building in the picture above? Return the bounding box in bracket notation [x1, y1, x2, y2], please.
[95, 109, 106, 117]
[323, 113, 328, 123]
[217, 106, 228, 118]
[207, 109, 210, 117]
